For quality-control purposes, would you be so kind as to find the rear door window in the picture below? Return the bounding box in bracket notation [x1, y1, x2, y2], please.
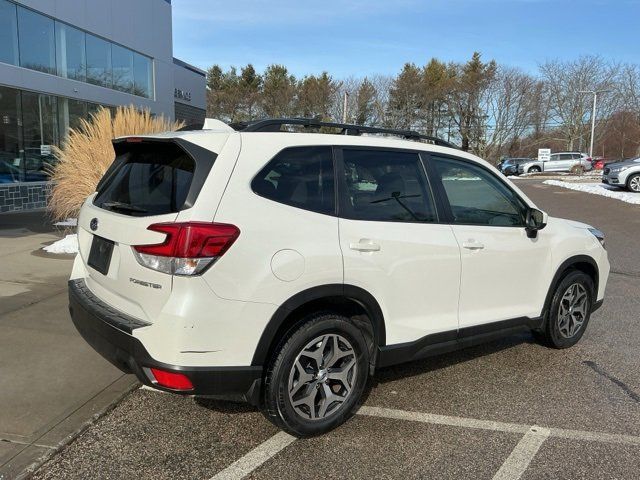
[94, 142, 195, 216]
[251, 146, 335, 215]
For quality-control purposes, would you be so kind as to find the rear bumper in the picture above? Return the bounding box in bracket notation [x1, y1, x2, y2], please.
[68, 279, 263, 404]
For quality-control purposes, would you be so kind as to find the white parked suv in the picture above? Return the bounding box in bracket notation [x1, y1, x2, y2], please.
[518, 152, 593, 174]
[69, 119, 609, 436]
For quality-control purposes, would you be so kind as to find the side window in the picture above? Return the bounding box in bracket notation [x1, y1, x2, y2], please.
[549, 154, 559, 162]
[251, 146, 335, 215]
[339, 149, 436, 222]
[432, 156, 526, 227]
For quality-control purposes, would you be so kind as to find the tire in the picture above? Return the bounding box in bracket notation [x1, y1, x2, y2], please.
[528, 166, 541, 173]
[537, 270, 595, 349]
[263, 312, 370, 437]
[627, 173, 640, 193]
[571, 165, 585, 174]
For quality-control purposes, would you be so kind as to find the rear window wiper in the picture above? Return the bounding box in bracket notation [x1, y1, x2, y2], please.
[100, 201, 148, 214]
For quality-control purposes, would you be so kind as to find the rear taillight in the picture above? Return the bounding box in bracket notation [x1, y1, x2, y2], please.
[132, 222, 240, 276]
[149, 368, 194, 390]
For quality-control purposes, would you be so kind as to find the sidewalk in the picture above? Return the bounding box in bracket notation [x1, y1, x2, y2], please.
[0, 211, 137, 479]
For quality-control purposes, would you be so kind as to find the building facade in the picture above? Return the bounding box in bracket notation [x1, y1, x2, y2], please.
[0, 0, 206, 213]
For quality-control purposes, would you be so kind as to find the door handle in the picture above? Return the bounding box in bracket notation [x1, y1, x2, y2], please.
[462, 241, 485, 250]
[349, 240, 381, 252]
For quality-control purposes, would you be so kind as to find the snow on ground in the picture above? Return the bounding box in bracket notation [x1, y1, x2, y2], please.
[543, 180, 640, 205]
[514, 173, 602, 182]
[54, 218, 78, 227]
[43, 234, 79, 254]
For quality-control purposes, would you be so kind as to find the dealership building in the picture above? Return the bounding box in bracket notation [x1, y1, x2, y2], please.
[0, 0, 206, 213]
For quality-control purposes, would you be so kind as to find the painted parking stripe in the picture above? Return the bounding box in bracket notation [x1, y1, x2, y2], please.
[358, 406, 529, 434]
[491, 426, 550, 480]
[209, 431, 296, 480]
[549, 428, 640, 446]
[357, 406, 640, 446]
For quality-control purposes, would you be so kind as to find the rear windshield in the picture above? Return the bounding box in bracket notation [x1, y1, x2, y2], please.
[94, 142, 195, 216]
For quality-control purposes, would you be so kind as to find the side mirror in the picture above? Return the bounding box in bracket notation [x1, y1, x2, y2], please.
[525, 208, 547, 238]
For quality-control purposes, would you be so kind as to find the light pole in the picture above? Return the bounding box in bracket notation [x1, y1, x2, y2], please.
[342, 91, 349, 123]
[579, 89, 610, 159]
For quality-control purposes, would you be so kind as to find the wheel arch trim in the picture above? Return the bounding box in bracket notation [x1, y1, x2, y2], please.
[543, 254, 599, 317]
[250, 284, 386, 366]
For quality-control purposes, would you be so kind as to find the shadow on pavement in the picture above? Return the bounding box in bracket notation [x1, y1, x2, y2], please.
[0, 210, 56, 235]
[193, 333, 535, 417]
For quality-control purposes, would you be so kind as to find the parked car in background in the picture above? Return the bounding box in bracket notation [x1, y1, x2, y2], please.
[593, 157, 607, 170]
[500, 158, 532, 176]
[602, 158, 640, 192]
[518, 152, 593, 174]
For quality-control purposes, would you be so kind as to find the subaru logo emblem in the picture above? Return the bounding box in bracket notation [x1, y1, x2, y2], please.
[90, 218, 98, 231]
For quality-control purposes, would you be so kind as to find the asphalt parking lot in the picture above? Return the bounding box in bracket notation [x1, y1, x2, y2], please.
[17, 180, 640, 479]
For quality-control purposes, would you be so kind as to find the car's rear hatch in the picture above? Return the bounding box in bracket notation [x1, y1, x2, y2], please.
[77, 137, 218, 322]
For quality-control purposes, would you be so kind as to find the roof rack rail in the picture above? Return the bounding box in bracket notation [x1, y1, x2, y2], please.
[229, 118, 458, 149]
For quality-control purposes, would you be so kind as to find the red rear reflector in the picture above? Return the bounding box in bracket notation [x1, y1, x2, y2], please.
[134, 222, 240, 258]
[150, 368, 194, 390]
[126, 137, 143, 143]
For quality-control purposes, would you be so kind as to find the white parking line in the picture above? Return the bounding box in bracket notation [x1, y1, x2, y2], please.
[358, 406, 529, 434]
[209, 431, 296, 480]
[549, 427, 640, 446]
[491, 426, 550, 480]
[357, 406, 640, 446]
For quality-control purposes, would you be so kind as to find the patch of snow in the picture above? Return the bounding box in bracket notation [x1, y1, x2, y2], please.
[43, 234, 78, 254]
[54, 218, 78, 227]
[543, 180, 640, 205]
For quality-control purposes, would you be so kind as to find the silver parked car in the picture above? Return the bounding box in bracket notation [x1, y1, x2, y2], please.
[602, 158, 640, 192]
[518, 152, 593, 174]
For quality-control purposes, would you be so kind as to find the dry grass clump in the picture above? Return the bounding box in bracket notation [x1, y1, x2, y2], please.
[48, 105, 184, 221]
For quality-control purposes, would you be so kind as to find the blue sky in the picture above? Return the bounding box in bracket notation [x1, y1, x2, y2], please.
[172, 0, 640, 78]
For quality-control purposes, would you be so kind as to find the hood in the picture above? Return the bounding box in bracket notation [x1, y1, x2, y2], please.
[607, 157, 640, 168]
[547, 217, 592, 230]
[564, 219, 592, 229]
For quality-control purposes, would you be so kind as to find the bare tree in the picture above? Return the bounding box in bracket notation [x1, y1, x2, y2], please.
[539, 55, 620, 151]
[482, 67, 538, 159]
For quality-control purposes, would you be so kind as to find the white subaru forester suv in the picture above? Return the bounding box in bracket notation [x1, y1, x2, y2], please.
[69, 118, 609, 436]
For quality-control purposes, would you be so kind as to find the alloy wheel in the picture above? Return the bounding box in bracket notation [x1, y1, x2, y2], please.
[629, 175, 640, 192]
[287, 334, 358, 420]
[557, 283, 589, 338]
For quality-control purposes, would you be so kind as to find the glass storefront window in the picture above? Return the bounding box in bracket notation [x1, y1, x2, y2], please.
[58, 98, 88, 142]
[17, 6, 56, 75]
[55, 22, 86, 81]
[3, 2, 154, 98]
[133, 53, 153, 99]
[86, 34, 112, 88]
[112, 45, 134, 93]
[0, 0, 19, 66]
[0, 86, 23, 183]
[21, 91, 59, 182]
[0, 85, 117, 183]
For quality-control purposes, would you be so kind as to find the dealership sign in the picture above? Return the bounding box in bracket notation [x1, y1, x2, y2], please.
[538, 148, 551, 162]
[174, 88, 192, 102]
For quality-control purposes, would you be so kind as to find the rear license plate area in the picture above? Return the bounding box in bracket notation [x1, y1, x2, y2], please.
[88, 235, 114, 275]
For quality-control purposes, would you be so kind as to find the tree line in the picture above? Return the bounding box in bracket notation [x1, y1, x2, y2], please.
[206, 53, 640, 161]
